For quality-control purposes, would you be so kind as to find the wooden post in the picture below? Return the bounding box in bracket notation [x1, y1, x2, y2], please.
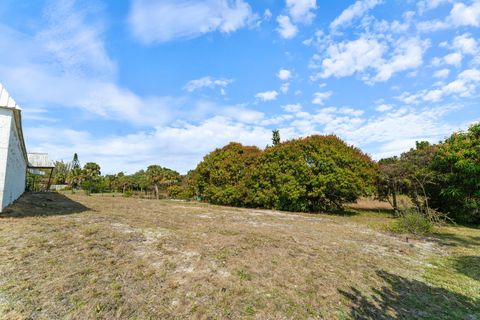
[47, 168, 53, 191]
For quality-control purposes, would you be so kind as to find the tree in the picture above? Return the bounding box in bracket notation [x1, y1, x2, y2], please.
[272, 130, 281, 146]
[69, 153, 83, 190]
[146, 165, 163, 199]
[146, 165, 180, 199]
[248, 135, 377, 212]
[431, 123, 480, 223]
[193, 136, 377, 212]
[377, 157, 406, 212]
[82, 162, 101, 195]
[52, 160, 71, 185]
[193, 143, 262, 206]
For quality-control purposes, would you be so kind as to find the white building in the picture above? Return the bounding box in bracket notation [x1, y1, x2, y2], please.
[0, 84, 28, 211]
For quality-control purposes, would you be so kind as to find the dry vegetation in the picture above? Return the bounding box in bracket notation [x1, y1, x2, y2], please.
[0, 192, 479, 319]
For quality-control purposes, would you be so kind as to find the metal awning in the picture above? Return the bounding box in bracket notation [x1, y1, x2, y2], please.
[28, 153, 55, 169]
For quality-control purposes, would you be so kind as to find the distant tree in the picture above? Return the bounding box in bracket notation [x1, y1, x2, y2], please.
[52, 160, 71, 185]
[82, 162, 101, 195]
[146, 165, 180, 199]
[146, 165, 163, 199]
[104, 174, 117, 192]
[272, 130, 281, 146]
[69, 153, 83, 190]
[132, 170, 149, 194]
[72, 153, 80, 170]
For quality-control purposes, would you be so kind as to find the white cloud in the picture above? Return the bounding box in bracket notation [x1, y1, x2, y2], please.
[315, 36, 428, 83]
[444, 52, 463, 66]
[375, 104, 393, 112]
[318, 37, 386, 79]
[128, 0, 256, 44]
[416, 20, 449, 32]
[276, 15, 298, 39]
[417, 1, 480, 32]
[26, 116, 273, 174]
[449, 1, 480, 27]
[312, 91, 332, 105]
[280, 82, 290, 94]
[286, 0, 317, 24]
[434, 68, 450, 78]
[452, 33, 478, 55]
[36, 0, 115, 77]
[400, 69, 480, 103]
[373, 38, 429, 82]
[330, 0, 383, 30]
[417, 0, 450, 15]
[282, 103, 302, 113]
[255, 90, 279, 101]
[277, 68, 292, 80]
[264, 9, 272, 20]
[183, 76, 233, 92]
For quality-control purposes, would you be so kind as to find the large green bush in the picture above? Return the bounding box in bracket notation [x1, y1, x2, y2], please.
[193, 135, 377, 212]
[194, 142, 262, 206]
[247, 135, 377, 212]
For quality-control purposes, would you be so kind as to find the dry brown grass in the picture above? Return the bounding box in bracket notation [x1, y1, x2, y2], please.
[0, 192, 478, 319]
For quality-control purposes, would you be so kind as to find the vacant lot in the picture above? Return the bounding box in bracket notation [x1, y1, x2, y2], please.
[0, 193, 479, 319]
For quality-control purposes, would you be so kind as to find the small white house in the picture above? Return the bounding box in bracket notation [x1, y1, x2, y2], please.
[0, 84, 28, 211]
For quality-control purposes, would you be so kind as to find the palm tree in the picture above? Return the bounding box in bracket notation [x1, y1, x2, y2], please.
[83, 162, 101, 195]
[146, 165, 163, 199]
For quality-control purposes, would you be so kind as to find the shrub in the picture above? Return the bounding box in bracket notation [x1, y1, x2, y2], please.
[389, 210, 433, 236]
[193, 142, 262, 206]
[247, 135, 378, 212]
[193, 135, 378, 212]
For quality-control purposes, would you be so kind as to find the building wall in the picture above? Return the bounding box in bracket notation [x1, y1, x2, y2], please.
[0, 108, 27, 210]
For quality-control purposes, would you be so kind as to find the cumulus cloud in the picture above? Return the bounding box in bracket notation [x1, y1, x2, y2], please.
[128, 0, 256, 44]
[277, 69, 292, 81]
[255, 90, 279, 101]
[312, 91, 332, 105]
[452, 33, 478, 55]
[417, 1, 480, 32]
[286, 0, 317, 24]
[317, 37, 386, 79]
[375, 104, 393, 112]
[398, 69, 480, 104]
[449, 1, 480, 27]
[315, 36, 428, 83]
[434, 68, 451, 78]
[330, 0, 383, 30]
[276, 15, 298, 39]
[183, 76, 233, 92]
[282, 103, 302, 113]
[280, 83, 290, 94]
[373, 38, 429, 82]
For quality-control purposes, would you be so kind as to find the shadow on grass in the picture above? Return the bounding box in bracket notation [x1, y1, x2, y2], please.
[1, 192, 90, 218]
[452, 255, 480, 281]
[430, 232, 480, 249]
[339, 270, 479, 319]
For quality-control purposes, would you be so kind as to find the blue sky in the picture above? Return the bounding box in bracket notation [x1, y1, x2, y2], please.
[1, 0, 479, 174]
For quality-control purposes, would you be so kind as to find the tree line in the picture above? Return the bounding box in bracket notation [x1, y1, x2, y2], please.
[49, 122, 479, 224]
[50, 154, 182, 199]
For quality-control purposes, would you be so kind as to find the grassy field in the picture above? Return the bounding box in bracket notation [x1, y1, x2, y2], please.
[0, 192, 479, 319]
